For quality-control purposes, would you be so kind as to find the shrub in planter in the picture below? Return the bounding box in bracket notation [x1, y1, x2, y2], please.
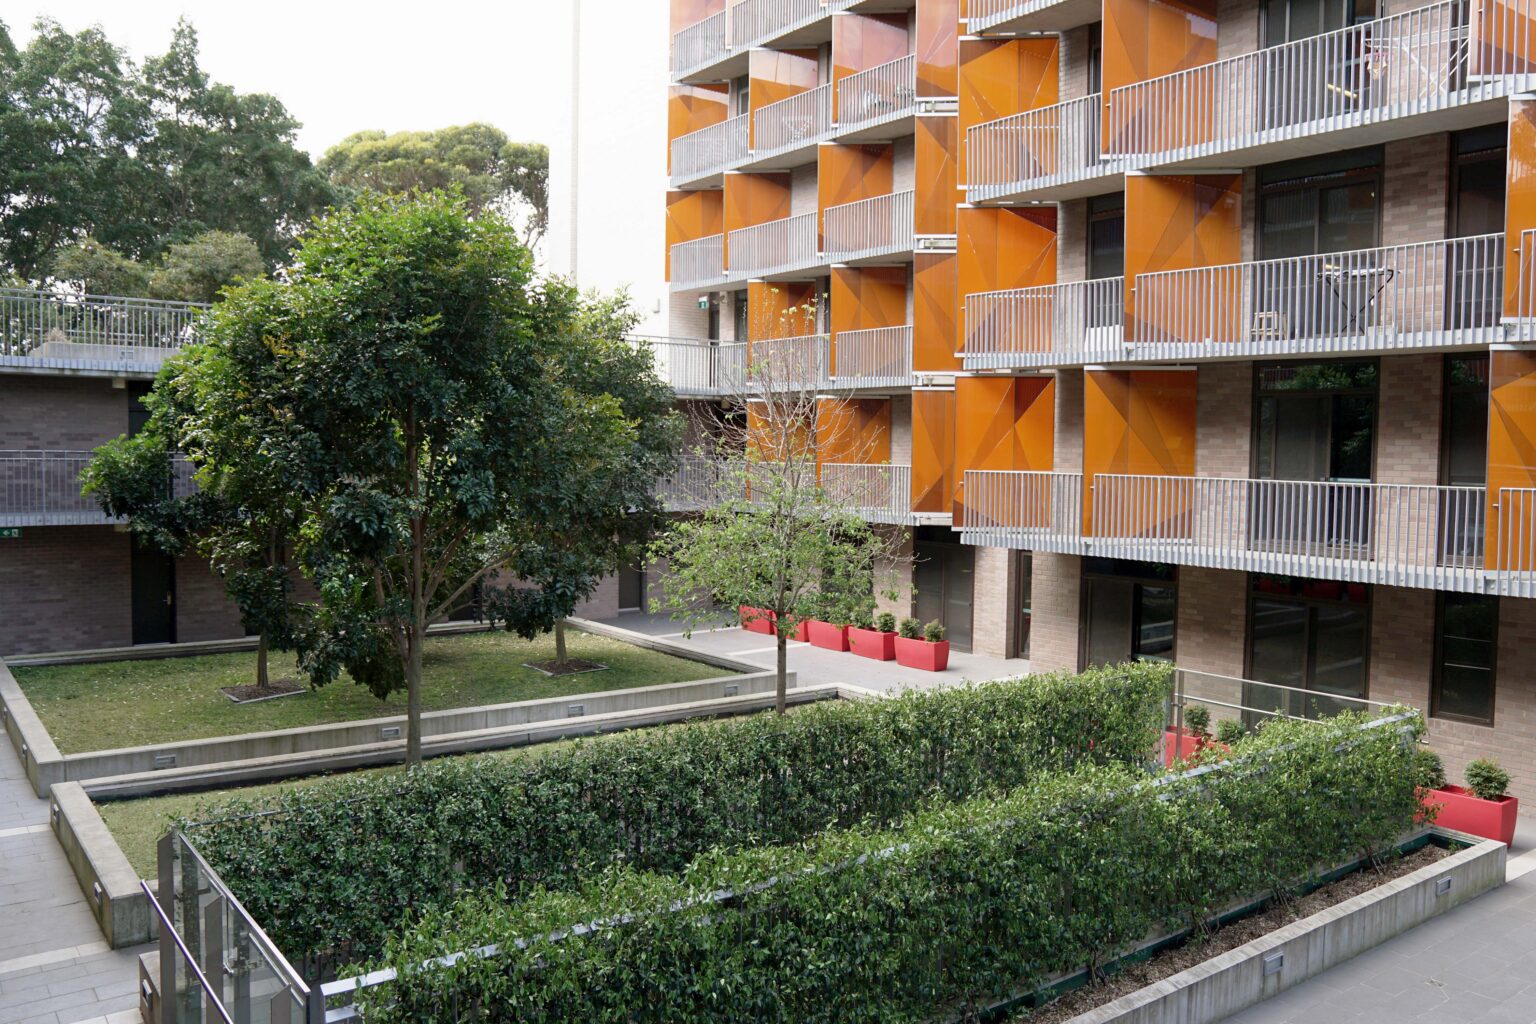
[897, 616, 921, 639]
[875, 611, 896, 634]
[895, 618, 949, 671]
[1411, 748, 1447, 791]
[806, 619, 851, 651]
[1214, 718, 1246, 746]
[848, 617, 896, 662]
[1183, 704, 1211, 736]
[1427, 757, 1519, 846]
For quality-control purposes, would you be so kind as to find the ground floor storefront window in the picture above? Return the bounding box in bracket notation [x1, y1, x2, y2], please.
[1080, 559, 1176, 669]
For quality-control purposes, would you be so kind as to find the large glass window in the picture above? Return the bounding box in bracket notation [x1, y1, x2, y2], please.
[1246, 575, 1370, 716]
[1081, 560, 1176, 668]
[1254, 361, 1377, 482]
[1261, 0, 1374, 45]
[1258, 153, 1382, 260]
[1448, 125, 1507, 330]
[1433, 593, 1497, 724]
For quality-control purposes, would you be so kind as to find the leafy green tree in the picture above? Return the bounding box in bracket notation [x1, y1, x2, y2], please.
[321, 125, 549, 248]
[50, 237, 150, 296]
[148, 230, 264, 303]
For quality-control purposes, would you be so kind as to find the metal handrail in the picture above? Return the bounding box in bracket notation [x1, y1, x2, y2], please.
[822, 190, 915, 261]
[671, 234, 726, 290]
[966, 0, 1083, 32]
[0, 286, 205, 362]
[670, 8, 729, 77]
[836, 54, 917, 130]
[832, 324, 912, 385]
[728, 0, 829, 48]
[142, 881, 237, 1024]
[964, 276, 1125, 368]
[958, 470, 1085, 545]
[752, 82, 834, 154]
[820, 462, 913, 524]
[0, 450, 195, 525]
[671, 113, 750, 182]
[727, 212, 819, 277]
[965, 94, 1114, 200]
[747, 332, 831, 389]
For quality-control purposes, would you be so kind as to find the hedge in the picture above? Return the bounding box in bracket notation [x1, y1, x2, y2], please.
[359, 711, 1423, 1023]
[185, 662, 1169, 972]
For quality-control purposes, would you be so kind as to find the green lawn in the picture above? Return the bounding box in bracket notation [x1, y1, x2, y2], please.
[15, 628, 719, 754]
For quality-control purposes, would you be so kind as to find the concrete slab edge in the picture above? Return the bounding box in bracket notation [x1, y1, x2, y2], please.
[566, 616, 769, 674]
[0, 656, 64, 795]
[49, 781, 158, 949]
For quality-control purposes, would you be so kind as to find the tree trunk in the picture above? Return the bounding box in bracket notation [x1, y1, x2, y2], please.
[776, 630, 788, 714]
[555, 619, 568, 665]
[255, 632, 269, 689]
[406, 615, 424, 764]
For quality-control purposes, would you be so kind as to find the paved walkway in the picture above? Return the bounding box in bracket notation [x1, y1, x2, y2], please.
[595, 610, 1029, 692]
[0, 736, 145, 1024]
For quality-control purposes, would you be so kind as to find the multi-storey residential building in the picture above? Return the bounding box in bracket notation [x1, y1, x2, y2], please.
[662, 0, 1536, 798]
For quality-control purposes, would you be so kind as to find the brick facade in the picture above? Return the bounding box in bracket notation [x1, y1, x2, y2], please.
[1381, 135, 1450, 248]
[1375, 354, 1443, 485]
[1028, 552, 1081, 672]
[1195, 361, 1252, 479]
[0, 376, 133, 450]
[0, 527, 132, 655]
[971, 545, 1016, 658]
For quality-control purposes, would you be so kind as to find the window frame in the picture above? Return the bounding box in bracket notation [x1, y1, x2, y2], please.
[1243, 574, 1373, 700]
[1430, 591, 1499, 726]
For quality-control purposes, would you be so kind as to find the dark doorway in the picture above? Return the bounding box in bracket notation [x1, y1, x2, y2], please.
[914, 533, 974, 652]
[1014, 551, 1033, 660]
[618, 564, 646, 613]
[1080, 559, 1177, 669]
[131, 541, 175, 645]
[1448, 125, 1507, 331]
[1245, 575, 1370, 719]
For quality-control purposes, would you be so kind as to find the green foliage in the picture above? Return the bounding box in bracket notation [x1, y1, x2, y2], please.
[1464, 758, 1510, 801]
[851, 607, 875, 630]
[922, 619, 946, 644]
[147, 230, 264, 302]
[185, 663, 1171, 973]
[1215, 718, 1247, 746]
[1411, 748, 1447, 791]
[1183, 704, 1211, 734]
[875, 611, 896, 634]
[897, 616, 921, 639]
[49, 238, 150, 296]
[362, 713, 1422, 1023]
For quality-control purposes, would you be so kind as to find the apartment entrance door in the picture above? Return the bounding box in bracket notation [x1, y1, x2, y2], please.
[914, 536, 973, 652]
[617, 563, 646, 613]
[131, 542, 175, 646]
[1080, 559, 1177, 668]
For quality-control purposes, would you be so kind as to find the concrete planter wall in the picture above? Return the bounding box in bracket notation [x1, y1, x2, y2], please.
[49, 781, 157, 948]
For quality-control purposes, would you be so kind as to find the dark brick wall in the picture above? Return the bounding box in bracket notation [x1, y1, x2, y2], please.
[0, 526, 132, 655]
[0, 376, 133, 450]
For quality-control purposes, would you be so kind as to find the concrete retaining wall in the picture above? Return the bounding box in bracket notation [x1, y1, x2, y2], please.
[49, 781, 158, 948]
[1065, 832, 1507, 1024]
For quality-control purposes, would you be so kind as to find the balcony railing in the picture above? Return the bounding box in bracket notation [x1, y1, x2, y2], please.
[832, 325, 912, 386]
[0, 287, 205, 372]
[965, 95, 1117, 202]
[0, 450, 195, 526]
[966, 0, 1101, 34]
[1108, 0, 1485, 163]
[752, 83, 834, 157]
[1132, 234, 1504, 358]
[747, 333, 831, 390]
[671, 234, 726, 291]
[1516, 227, 1536, 327]
[728, 0, 829, 49]
[958, 470, 1085, 552]
[964, 277, 1125, 369]
[727, 212, 819, 277]
[823, 190, 915, 262]
[820, 463, 914, 524]
[671, 9, 729, 79]
[630, 336, 748, 396]
[658, 457, 745, 512]
[835, 54, 917, 134]
[671, 114, 750, 184]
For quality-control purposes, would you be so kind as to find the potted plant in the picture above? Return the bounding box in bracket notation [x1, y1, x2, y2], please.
[739, 605, 774, 636]
[1426, 758, 1519, 846]
[1164, 703, 1211, 766]
[806, 614, 851, 652]
[894, 618, 949, 671]
[849, 610, 897, 662]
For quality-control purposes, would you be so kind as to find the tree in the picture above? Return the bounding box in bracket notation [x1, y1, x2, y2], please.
[650, 296, 901, 712]
[321, 125, 549, 249]
[148, 230, 264, 303]
[50, 237, 149, 296]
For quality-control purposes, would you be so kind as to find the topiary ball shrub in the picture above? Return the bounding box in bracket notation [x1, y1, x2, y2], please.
[1182, 704, 1211, 735]
[922, 620, 946, 644]
[1465, 758, 1510, 801]
[875, 611, 897, 634]
[898, 616, 922, 639]
[1412, 748, 1447, 792]
[1214, 718, 1246, 746]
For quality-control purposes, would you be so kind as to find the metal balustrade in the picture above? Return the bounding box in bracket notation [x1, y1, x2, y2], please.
[963, 277, 1125, 369]
[752, 83, 834, 157]
[823, 190, 915, 262]
[628, 336, 748, 397]
[0, 286, 205, 372]
[746, 333, 831, 390]
[965, 95, 1117, 202]
[671, 234, 726, 291]
[820, 463, 914, 524]
[658, 457, 746, 512]
[1, 450, 195, 526]
[832, 325, 912, 386]
[966, 0, 1102, 34]
[728, 0, 829, 49]
[958, 470, 1085, 552]
[727, 212, 819, 277]
[1132, 234, 1504, 358]
[835, 55, 917, 134]
[671, 9, 729, 79]
[1108, 0, 1491, 163]
[670, 114, 749, 184]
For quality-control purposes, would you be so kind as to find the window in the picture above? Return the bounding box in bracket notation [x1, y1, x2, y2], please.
[732, 75, 750, 117]
[1261, 0, 1375, 46]
[1442, 355, 1488, 488]
[1258, 150, 1383, 260]
[1254, 361, 1377, 482]
[1246, 575, 1370, 716]
[1448, 126, 1507, 330]
[1087, 23, 1102, 96]
[1081, 559, 1176, 668]
[1433, 593, 1497, 724]
[1015, 552, 1033, 660]
[1087, 193, 1124, 281]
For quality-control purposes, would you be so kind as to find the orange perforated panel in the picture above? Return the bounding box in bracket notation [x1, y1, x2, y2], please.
[747, 400, 816, 463]
[1506, 100, 1536, 317]
[917, 0, 959, 98]
[1102, 0, 1218, 151]
[817, 397, 893, 467]
[831, 267, 907, 334]
[914, 251, 961, 372]
[1487, 350, 1536, 568]
[957, 206, 1057, 353]
[665, 190, 724, 280]
[957, 38, 1058, 184]
[672, 0, 724, 33]
[724, 172, 791, 268]
[668, 85, 729, 172]
[833, 13, 911, 122]
[1082, 370, 1198, 534]
[819, 144, 895, 243]
[953, 375, 1055, 524]
[747, 280, 820, 341]
[1124, 173, 1241, 344]
[915, 115, 960, 236]
[912, 388, 957, 513]
[749, 49, 819, 150]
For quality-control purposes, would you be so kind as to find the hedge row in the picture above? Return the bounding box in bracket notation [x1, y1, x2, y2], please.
[187, 662, 1169, 971]
[360, 712, 1423, 1023]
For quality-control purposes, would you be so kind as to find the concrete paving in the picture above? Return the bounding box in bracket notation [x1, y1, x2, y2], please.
[596, 610, 1030, 692]
[0, 736, 146, 1024]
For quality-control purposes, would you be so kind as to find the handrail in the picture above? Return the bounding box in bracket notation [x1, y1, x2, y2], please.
[964, 277, 1125, 367]
[752, 83, 834, 154]
[965, 94, 1113, 200]
[727, 212, 819, 277]
[0, 450, 195, 524]
[671, 8, 729, 77]
[671, 113, 749, 182]
[0, 286, 205, 361]
[729, 0, 829, 49]
[836, 54, 917, 130]
[832, 324, 912, 384]
[820, 462, 913, 523]
[142, 880, 237, 1024]
[959, 470, 1085, 545]
[823, 190, 915, 261]
[671, 234, 726, 290]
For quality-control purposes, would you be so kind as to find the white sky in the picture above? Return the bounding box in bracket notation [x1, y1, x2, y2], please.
[8, 0, 670, 330]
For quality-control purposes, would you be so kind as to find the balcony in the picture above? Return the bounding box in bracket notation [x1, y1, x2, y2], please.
[0, 450, 194, 527]
[631, 337, 749, 397]
[835, 55, 918, 141]
[1131, 234, 1505, 361]
[658, 457, 746, 512]
[671, 234, 726, 291]
[823, 190, 916, 264]
[1107, 0, 1525, 172]
[671, 9, 734, 83]
[728, 0, 835, 50]
[820, 463, 915, 524]
[965, 0, 1104, 36]
[671, 114, 750, 188]
[0, 287, 205, 376]
[965, 95, 1122, 204]
[832, 325, 912, 387]
[746, 333, 832, 390]
[958, 470, 1085, 553]
[746, 83, 835, 168]
[963, 277, 1125, 370]
[727, 211, 820, 278]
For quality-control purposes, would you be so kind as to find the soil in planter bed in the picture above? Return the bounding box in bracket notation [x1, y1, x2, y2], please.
[523, 659, 608, 677]
[1015, 843, 1451, 1023]
[219, 679, 305, 703]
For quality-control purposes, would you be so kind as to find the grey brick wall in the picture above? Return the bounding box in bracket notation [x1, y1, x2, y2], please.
[0, 526, 132, 655]
[1196, 361, 1252, 478]
[0, 376, 131, 450]
[972, 545, 1016, 658]
[1376, 353, 1443, 486]
[1174, 566, 1247, 677]
[1382, 135, 1450, 248]
[1028, 551, 1081, 672]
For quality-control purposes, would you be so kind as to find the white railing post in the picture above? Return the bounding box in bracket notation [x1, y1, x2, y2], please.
[836, 55, 917, 131]
[823, 191, 915, 262]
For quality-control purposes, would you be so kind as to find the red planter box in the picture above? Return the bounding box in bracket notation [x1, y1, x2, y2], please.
[894, 636, 950, 671]
[1423, 785, 1520, 846]
[1162, 728, 1230, 768]
[848, 627, 896, 661]
[807, 620, 851, 652]
[738, 607, 808, 640]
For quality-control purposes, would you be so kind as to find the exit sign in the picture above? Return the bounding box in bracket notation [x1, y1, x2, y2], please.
[0, 528, 20, 539]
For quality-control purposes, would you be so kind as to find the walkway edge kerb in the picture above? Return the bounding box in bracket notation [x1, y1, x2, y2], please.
[49, 781, 158, 949]
[0, 655, 63, 794]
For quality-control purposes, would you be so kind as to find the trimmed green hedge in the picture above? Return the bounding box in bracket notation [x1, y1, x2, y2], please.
[187, 662, 1169, 971]
[361, 712, 1422, 1023]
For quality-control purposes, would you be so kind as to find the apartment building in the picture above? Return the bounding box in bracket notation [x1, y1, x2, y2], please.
[662, 0, 1536, 797]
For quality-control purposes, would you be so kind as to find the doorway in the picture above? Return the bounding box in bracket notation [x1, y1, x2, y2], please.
[1245, 575, 1370, 718]
[618, 563, 647, 613]
[131, 541, 175, 645]
[913, 532, 974, 652]
[1079, 559, 1177, 669]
